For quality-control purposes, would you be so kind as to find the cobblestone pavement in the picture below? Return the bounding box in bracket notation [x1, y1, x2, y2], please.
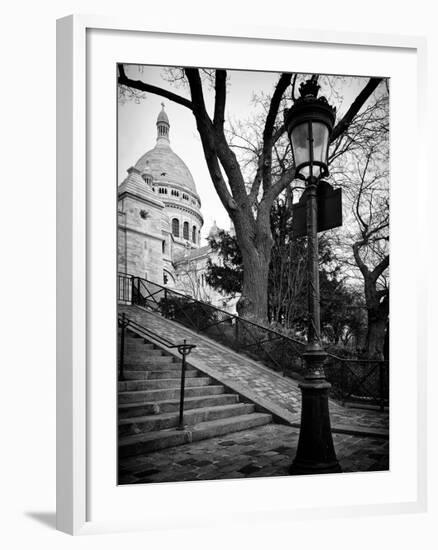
[120, 305, 389, 436]
[118, 424, 389, 485]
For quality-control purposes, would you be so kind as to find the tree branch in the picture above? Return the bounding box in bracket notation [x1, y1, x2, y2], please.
[261, 73, 292, 193]
[184, 68, 209, 114]
[117, 63, 193, 110]
[371, 254, 389, 282]
[214, 70, 227, 130]
[272, 123, 286, 143]
[183, 68, 238, 214]
[330, 77, 383, 142]
[186, 69, 250, 211]
[260, 166, 296, 211]
[352, 241, 369, 278]
[248, 157, 263, 206]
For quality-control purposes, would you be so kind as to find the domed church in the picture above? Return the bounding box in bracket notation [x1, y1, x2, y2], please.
[118, 104, 238, 312]
[118, 103, 205, 286]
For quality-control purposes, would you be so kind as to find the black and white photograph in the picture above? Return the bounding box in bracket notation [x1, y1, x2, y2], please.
[116, 64, 389, 484]
[2, 0, 435, 544]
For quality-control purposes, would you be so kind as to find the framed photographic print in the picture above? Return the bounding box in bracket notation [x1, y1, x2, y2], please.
[57, 15, 427, 535]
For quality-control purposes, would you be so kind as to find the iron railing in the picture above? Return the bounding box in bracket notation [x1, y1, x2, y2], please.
[324, 353, 389, 411]
[118, 273, 389, 411]
[130, 274, 305, 376]
[118, 311, 196, 428]
[118, 272, 132, 303]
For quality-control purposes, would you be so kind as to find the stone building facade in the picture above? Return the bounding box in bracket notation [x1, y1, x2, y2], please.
[118, 104, 238, 314]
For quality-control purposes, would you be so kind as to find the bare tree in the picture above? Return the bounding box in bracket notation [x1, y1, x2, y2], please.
[351, 156, 389, 358]
[331, 115, 389, 359]
[176, 258, 212, 302]
[118, 65, 382, 322]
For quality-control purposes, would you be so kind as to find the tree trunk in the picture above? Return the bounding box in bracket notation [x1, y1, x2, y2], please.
[364, 281, 388, 359]
[353, 243, 389, 360]
[365, 313, 387, 359]
[236, 243, 271, 322]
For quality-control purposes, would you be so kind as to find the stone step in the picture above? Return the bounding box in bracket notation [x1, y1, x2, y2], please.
[125, 350, 166, 359]
[125, 342, 163, 350]
[118, 376, 213, 392]
[123, 356, 178, 368]
[118, 384, 225, 404]
[125, 341, 155, 350]
[125, 332, 143, 339]
[122, 369, 199, 380]
[118, 394, 239, 418]
[118, 413, 272, 456]
[124, 360, 188, 371]
[125, 348, 161, 357]
[118, 403, 256, 436]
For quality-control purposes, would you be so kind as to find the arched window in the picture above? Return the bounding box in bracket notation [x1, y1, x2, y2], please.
[183, 221, 189, 240]
[192, 225, 196, 243]
[172, 218, 179, 237]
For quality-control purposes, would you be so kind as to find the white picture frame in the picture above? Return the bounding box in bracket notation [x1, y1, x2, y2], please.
[56, 15, 428, 535]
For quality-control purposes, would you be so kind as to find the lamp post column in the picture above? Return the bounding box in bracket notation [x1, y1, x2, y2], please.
[289, 176, 341, 475]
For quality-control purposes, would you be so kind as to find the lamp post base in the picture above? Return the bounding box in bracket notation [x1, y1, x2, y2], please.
[290, 350, 341, 476]
[289, 461, 341, 476]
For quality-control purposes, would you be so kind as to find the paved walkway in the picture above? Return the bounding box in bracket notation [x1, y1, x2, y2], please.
[120, 304, 389, 437]
[118, 423, 389, 485]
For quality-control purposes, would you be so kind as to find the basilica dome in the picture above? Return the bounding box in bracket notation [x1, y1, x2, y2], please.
[134, 103, 199, 196]
[135, 147, 197, 194]
[122, 103, 204, 252]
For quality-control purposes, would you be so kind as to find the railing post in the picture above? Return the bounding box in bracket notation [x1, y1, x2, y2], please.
[137, 277, 141, 306]
[177, 340, 188, 430]
[234, 318, 239, 346]
[126, 276, 130, 303]
[131, 277, 136, 305]
[118, 313, 128, 381]
[163, 288, 168, 318]
[281, 342, 286, 377]
[341, 361, 346, 407]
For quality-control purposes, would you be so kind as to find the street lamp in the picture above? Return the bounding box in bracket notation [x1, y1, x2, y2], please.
[285, 77, 341, 475]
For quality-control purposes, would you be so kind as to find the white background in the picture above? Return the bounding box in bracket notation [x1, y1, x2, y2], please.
[0, 0, 436, 548]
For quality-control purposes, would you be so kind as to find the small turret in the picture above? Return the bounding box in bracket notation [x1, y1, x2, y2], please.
[156, 102, 170, 144]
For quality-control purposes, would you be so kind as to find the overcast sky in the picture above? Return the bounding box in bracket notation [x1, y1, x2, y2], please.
[117, 66, 372, 245]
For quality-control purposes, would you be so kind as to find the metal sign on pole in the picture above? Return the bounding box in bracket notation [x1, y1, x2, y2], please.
[292, 181, 343, 237]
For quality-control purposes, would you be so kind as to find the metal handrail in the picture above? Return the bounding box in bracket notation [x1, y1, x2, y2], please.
[324, 354, 389, 411]
[123, 272, 307, 350]
[118, 312, 196, 429]
[132, 275, 301, 375]
[326, 350, 388, 364]
[119, 273, 389, 410]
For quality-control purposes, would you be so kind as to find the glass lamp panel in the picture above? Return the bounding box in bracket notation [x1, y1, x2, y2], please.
[311, 122, 329, 167]
[291, 121, 311, 169]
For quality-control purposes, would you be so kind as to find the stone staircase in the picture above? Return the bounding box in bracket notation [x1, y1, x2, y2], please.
[118, 329, 272, 457]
